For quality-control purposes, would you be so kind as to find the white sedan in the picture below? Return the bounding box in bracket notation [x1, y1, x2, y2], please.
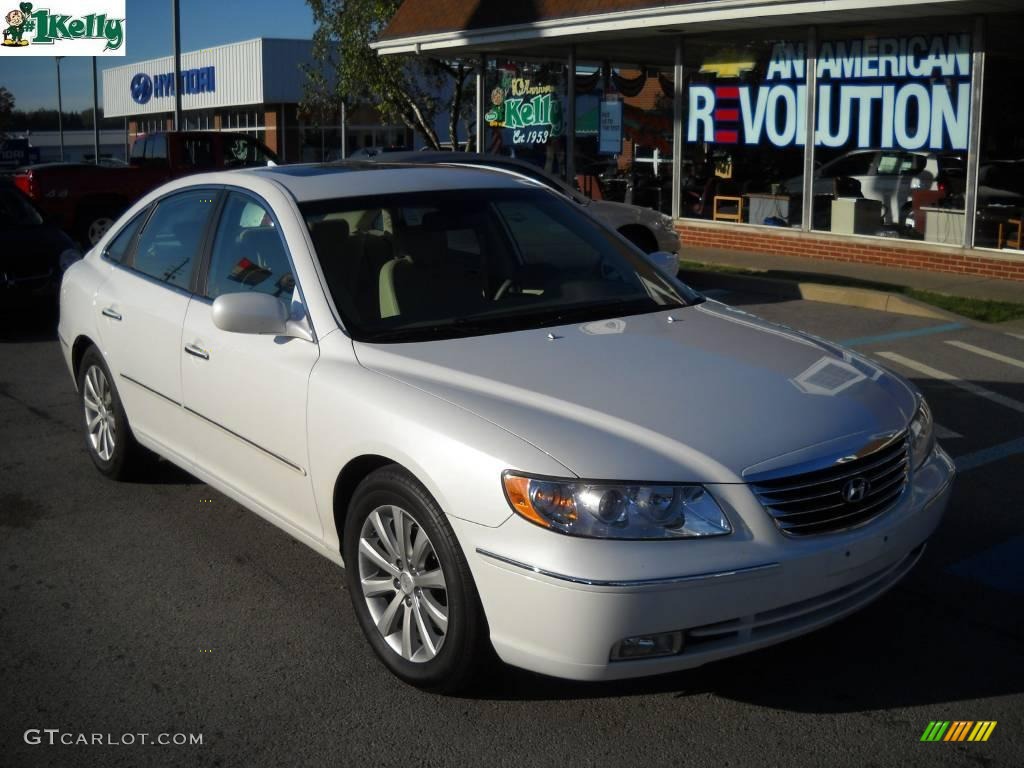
[59, 164, 955, 691]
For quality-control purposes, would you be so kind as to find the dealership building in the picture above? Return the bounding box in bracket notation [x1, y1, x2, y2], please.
[102, 38, 411, 162]
[374, 0, 1024, 281]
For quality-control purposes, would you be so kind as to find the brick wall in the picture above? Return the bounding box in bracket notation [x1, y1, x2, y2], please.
[676, 221, 1024, 282]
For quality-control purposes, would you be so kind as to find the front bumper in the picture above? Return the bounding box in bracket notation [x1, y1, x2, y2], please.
[451, 446, 954, 681]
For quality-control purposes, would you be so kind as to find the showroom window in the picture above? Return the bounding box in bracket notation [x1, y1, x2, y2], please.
[484, 59, 568, 181]
[810, 20, 974, 243]
[973, 14, 1024, 254]
[681, 30, 807, 227]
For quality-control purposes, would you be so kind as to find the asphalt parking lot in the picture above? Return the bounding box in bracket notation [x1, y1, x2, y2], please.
[2, 291, 1023, 768]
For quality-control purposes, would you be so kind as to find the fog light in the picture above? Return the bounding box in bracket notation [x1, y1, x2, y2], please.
[610, 631, 683, 661]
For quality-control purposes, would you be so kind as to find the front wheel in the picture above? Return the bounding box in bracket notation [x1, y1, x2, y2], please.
[342, 466, 489, 692]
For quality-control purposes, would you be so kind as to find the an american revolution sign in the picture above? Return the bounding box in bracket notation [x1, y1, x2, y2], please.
[687, 33, 971, 151]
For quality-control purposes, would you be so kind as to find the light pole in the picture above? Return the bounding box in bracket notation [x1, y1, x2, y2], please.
[171, 0, 182, 129]
[91, 57, 100, 164]
[54, 56, 64, 162]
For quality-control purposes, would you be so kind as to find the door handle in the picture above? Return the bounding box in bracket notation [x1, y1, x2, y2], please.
[184, 343, 210, 361]
[101, 307, 122, 321]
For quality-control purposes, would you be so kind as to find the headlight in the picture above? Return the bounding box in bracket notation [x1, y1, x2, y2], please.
[502, 472, 731, 540]
[909, 397, 935, 469]
[657, 213, 676, 232]
[59, 248, 82, 272]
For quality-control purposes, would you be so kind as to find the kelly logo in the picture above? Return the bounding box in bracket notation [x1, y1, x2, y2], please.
[0, 0, 125, 55]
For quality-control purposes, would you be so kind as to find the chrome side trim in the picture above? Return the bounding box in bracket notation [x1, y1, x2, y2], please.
[183, 405, 307, 476]
[119, 374, 306, 476]
[475, 548, 779, 588]
[120, 373, 181, 407]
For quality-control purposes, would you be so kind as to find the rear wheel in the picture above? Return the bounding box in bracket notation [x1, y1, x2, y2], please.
[76, 205, 122, 248]
[77, 346, 146, 479]
[342, 466, 489, 692]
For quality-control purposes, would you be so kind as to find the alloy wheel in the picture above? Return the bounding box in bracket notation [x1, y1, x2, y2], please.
[357, 504, 449, 662]
[88, 217, 114, 246]
[82, 364, 116, 462]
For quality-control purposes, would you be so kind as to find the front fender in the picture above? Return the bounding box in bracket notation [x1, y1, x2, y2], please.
[307, 333, 572, 551]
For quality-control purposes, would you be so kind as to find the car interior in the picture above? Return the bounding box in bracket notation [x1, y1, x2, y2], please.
[305, 194, 656, 335]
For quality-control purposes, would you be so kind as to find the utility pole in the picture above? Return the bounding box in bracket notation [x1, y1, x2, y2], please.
[55, 57, 64, 161]
[92, 57, 100, 164]
[171, 0, 182, 129]
[340, 99, 347, 159]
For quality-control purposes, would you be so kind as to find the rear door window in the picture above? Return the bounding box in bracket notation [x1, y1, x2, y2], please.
[104, 209, 148, 263]
[131, 189, 217, 290]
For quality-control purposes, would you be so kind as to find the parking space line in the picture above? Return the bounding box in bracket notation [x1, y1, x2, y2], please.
[953, 437, 1024, 473]
[946, 340, 1024, 371]
[947, 534, 1024, 593]
[838, 322, 964, 348]
[876, 351, 1024, 415]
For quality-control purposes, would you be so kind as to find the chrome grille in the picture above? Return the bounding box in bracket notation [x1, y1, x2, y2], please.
[751, 433, 909, 536]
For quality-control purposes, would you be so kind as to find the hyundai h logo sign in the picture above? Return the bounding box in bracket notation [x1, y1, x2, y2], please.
[130, 65, 216, 104]
[130, 72, 152, 104]
[842, 477, 870, 504]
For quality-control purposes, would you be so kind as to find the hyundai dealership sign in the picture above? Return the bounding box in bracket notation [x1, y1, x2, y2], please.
[130, 66, 216, 104]
[102, 39, 313, 118]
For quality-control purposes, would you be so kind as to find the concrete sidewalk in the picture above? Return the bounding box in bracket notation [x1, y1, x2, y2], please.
[681, 246, 1024, 305]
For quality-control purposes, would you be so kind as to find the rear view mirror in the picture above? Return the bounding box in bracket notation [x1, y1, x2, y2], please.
[644, 250, 679, 278]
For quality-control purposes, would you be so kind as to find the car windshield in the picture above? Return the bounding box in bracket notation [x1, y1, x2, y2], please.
[302, 188, 697, 343]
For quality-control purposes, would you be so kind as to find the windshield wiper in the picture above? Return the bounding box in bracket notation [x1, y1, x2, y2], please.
[359, 298, 687, 344]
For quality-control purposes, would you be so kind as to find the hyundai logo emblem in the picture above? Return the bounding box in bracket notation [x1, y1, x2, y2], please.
[842, 477, 870, 504]
[130, 73, 153, 105]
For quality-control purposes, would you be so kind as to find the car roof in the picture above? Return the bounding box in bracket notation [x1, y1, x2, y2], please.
[238, 161, 538, 202]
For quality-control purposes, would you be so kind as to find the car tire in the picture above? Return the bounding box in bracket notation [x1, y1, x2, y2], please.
[76, 207, 120, 248]
[77, 346, 146, 480]
[618, 225, 659, 254]
[343, 465, 490, 693]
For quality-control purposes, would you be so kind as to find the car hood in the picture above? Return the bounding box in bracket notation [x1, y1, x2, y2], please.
[588, 198, 654, 225]
[352, 302, 917, 483]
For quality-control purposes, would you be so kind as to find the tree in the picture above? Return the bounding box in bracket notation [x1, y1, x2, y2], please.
[304, 0, 475, 150]
[0, 87, 14, 135]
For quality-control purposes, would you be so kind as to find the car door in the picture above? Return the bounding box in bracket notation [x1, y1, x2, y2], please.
[180, 190, 322, 538]
[93, 188, 217, 464]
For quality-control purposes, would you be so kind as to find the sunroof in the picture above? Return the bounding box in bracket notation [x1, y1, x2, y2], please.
[257, 164, 361, 177]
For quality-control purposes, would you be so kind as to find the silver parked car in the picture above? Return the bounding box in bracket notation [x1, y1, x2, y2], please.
[362, 150, 681, 255]
[59, 163, 954, 692]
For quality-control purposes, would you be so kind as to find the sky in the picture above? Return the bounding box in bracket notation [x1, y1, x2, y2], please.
[0, 0, 317, 112]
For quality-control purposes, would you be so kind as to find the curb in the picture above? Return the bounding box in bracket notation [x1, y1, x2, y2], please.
[678, 269, 961, 321]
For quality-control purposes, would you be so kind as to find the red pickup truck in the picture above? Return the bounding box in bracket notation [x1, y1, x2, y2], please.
[13, 131, 278, 247]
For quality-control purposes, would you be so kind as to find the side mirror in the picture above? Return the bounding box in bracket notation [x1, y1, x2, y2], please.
[644, 250, 679, 278]
[211, 292, 313, 342]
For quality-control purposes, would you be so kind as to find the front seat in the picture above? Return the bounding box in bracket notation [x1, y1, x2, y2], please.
[309, 218, 351, 302]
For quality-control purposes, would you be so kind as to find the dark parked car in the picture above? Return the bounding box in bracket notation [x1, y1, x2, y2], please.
[0, 178, 80, 304]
